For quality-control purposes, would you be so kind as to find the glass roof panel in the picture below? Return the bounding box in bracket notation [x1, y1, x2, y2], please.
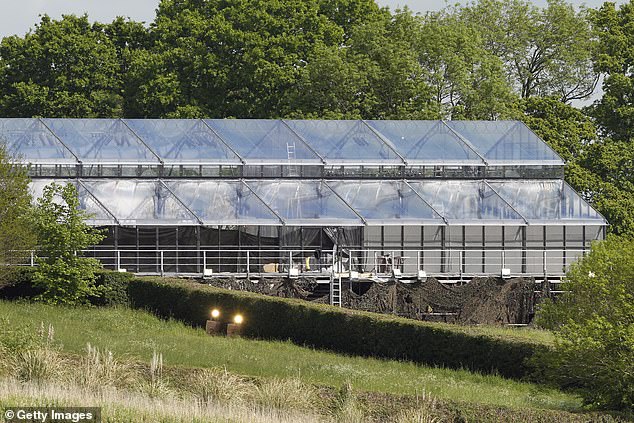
[285, 120, 403, 164]
[124, 119, 241, 164]
[29, 179, 116, 225]
[163, 180, 281, 225]
[328, 180, 444, 225]
[246, 180, 363, 226]
[489, 180, 606, 225]
[446, 121, 563, 164]
[43, 119, 160, 164]
[367, 120, 484, 165]
[204, 119, 321, 164]
[80, 180, 198, 225]
[0, 118, 77, 164]
[407, 180, 525, 224]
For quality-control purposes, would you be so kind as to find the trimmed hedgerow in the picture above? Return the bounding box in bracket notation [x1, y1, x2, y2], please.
[0, 268, 132, 307]
[128, 277, 547, 379]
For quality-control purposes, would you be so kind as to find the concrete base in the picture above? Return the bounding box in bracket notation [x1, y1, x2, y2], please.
[205, 320, 223, 335]
[226, 323, 242, 337]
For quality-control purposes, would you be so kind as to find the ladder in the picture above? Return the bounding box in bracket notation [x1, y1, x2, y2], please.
[286, 142, 299, 176]
[330, 273, 342, 307]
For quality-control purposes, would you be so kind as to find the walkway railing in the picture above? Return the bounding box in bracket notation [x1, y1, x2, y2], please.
[8, 247, 586, 279]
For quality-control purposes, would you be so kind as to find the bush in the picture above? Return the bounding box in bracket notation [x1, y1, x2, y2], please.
[0, 268, 131, 307]
[90, 270, 133, 307]
[128, 277, 545, 379]
[0, 267, 41, 300]
[535, 236, 634, 411]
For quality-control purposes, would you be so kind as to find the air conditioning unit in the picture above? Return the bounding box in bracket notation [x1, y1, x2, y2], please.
[417, 270, 427, 280]
[349, 270, 359, 280]
[203, 268, 214, 277]
[289, 268, 300, 277]
[501, 268, 511, 278]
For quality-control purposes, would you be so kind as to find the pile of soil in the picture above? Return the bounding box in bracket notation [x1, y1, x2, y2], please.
[203, 276, 537, 325]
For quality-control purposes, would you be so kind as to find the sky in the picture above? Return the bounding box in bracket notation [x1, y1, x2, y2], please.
[0, 0, 622, 39]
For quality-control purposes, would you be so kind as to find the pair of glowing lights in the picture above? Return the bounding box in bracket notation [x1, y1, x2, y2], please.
[211, 308, 243, 324]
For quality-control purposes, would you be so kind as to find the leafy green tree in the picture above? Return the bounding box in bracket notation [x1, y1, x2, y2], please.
[0, 145, 35, 276]
[0, 14, 123, 117]
[413, 9, 515, 119]
[516, 97, 634, 237]
[588, 1, 634, 142]
[458, 0, 597, 102]
[535, 236, 634, 411]
[31, 183, 104, 305]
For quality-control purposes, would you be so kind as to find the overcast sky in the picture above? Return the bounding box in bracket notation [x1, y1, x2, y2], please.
[0, 0, 622, 39]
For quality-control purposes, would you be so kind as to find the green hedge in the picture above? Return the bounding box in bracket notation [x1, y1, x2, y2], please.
[0, 268, 132, 307]
[128, 277, 546, 379]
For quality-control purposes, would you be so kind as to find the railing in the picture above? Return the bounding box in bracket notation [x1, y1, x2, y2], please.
[8, 247, 586, 279]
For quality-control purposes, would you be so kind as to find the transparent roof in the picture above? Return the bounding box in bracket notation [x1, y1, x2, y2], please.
[4, 119, 568, 167]
[0, 119, 77, 164]
[205, 119, 321, 164]
[42, 119, 160, 165]
[285, 120, 403, 165]
[489, 180, 606, 225]
[29, 179, 116, 225]
[445, 121, 563, 165]
[407, 180, 526, 225]
[367, 120, 484, 165]
[163, 180, 282, 225]
[327, 180, 444, 225]
[246, 180, 363, 226]
[80, 180, 198, 225]
[28, 178, 606, 227]
[124, 119, 241, 165]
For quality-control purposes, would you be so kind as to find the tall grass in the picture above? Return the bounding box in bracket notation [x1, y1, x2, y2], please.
[0, 378, 326, 423]
[0, 300, 580, 411]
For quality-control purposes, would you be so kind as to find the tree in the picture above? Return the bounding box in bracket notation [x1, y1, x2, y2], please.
[587, 1, 634, 142]
[457, 0, 597, 102]
[516, 97, 634, 237]
[0, 14, 123, 117]
[0, 145, 35, 278]
[30, 183, 104, 305]
[535, 236, 634, 411]
[413, 9, 515, 119]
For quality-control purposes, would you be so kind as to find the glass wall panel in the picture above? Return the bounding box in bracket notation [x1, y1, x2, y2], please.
[328, 180, 443, 225]
[446, 121, 563, 165]
[367, 120, 484, 165]
[163, 180, 281, 226]
[81, 180, 198, 225]
[43, 119, 160, 164]
[490, 180, 606, 225]
[125, 119, 241, 165]
[246, 180, 363, 226]
[29, 179, 116, 226]
[205, 119, 321, 164]
[408, 180, 525, 224]
[285, 120, 403, 165]
[1, 118, 77, 165]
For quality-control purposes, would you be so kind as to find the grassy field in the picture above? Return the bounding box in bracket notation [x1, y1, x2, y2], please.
[0, 300, 576, 412]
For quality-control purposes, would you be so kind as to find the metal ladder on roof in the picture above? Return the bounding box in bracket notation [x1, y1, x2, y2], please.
[330, 273, 342, 307]
[286, 142, 299, 176]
